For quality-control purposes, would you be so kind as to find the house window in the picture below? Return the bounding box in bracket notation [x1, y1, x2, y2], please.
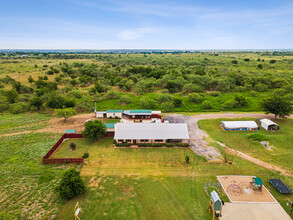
[126, 140, 131, 143]
[146, 116, 150, 119]
[140, 139, 149, 142]
[132, 115, 135, 118]
[113, 113, 115, 116]
[155, 139, 163, 142]
[118, 140, 123, 142]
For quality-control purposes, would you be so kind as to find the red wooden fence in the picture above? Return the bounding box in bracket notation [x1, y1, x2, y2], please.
[43, 132, 113, 164]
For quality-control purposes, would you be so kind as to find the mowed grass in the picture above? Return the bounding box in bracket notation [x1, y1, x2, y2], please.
[56, 138, 293, 219]
[198, 118, 293, 172]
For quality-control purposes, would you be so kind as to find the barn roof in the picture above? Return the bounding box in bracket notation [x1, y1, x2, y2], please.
[106, 110, 122, 113]
[260, 119, 278, 126]
[114, 123, 189, 140]
[221, 121, 258, 129]
[123, 109, 152, 115]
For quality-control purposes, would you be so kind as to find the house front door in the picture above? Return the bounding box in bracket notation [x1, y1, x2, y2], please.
[133, 140, 136, 144]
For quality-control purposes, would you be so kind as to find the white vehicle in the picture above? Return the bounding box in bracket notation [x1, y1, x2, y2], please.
[85, 119, 92, 124]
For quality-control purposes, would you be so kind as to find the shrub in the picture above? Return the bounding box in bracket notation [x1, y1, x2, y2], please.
[82, 152, 89, 159]
[176, 143, 189, 147]
[232, 60, 238, 64]
[55, 168, 86, 200]
[152, 143, 163, 147]
[70, 142, 76, 150]
[209, 91, 221, 97]
[188, 93, 205, 103]
[165, 143, 175, 147]
[172, 97, 183, 107]
[115, 143, 131, 147]
[141, 98, 157, 109]
[202, 100, 213, 110]
[234, 95, 248, 107]
[119, 95, 132, 104]
[185, 155, 190, 164]
[9, 102, 27, 114]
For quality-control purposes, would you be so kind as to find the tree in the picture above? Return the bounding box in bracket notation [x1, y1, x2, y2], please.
[29, 96, 43, 110]
[234, 95, 248, 107]
[28, 76, 34, 83]
[261, 94, 292, 118]
[82, 120, 107, 140]
[55, 168, 86, 200]
[5, 89, 18, 103]
[55, 108, 76, 122]
[173, 97, 183, 107]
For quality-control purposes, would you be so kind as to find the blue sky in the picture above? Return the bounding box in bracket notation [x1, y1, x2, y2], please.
[0, 0, 292, 49]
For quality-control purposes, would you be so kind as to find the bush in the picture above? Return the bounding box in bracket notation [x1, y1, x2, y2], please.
[70, 142, 76, 150]
[141, 98, 157, 109]
[234, 95, 248, 107]
[188, 93, 205, 103]
[209, 91, 221, 97]
[55, 168, 86, 200]
[176, 143, 189, 147]
[173, 97, 183, 107]
[119, 95, 132, 104]
[165, 143, 175, 147]
[185, 155, 190, 164]
[9, 102, 27, 114]
[162, 102, 174, 112]
[82, 152, 89, 159]
[115, 143, 131, 147]
[202, 100, 213, 110]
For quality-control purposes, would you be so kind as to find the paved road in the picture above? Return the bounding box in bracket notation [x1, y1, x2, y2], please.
[164, 113, 281, 160]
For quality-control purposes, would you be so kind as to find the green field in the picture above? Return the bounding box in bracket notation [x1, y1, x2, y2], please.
[1, 113, 293, 219]
[55, 137, 293, 219]
[199, 118, 293, 172]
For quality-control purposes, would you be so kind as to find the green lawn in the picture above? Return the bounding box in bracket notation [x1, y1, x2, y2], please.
[198, 118, 293, 172]
[56, 138, 293, 220]
[105, 119, 121, 123]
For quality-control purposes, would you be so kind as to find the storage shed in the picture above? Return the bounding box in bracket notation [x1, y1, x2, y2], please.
[96, 111, 106, 118]
[221, 121, 259, 131]
[106, 110, 122, 118]
[259, 119, 279, 131]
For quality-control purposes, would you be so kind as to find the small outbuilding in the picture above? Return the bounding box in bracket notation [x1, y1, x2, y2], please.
[106, 110, 122, 118]
[221, 121, 259, 131]
[96, 111, 106, 118]
[259, 119, 279, 131]
[208, 190, 222, 219]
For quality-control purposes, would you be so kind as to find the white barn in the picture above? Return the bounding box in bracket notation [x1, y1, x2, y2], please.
[221, 121, 259, 131]
[259, 119, 279, 131]
[114, 123, 190, 144]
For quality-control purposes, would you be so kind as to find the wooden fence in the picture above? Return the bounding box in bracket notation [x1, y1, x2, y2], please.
[42, 132, 113, 164]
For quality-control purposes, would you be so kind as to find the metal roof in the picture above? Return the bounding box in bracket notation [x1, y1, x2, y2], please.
[260, 119, 278, 126]
[105, 123, 115, 129]
[96, 111, 106, 113]
[106, 110, 123, 113]
[123, 109, 152, 115]
[114, 123, 189, 140]
[65, 129, 76, 133]
[221, 121, 258, 129]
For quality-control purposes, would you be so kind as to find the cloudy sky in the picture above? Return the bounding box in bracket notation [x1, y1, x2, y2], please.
[0, 0, 292, 49]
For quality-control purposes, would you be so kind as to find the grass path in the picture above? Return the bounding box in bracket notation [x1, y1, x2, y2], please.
[216, 140, 292, 176]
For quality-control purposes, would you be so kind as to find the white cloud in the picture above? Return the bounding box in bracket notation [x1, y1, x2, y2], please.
[117, 27, 154, 40]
